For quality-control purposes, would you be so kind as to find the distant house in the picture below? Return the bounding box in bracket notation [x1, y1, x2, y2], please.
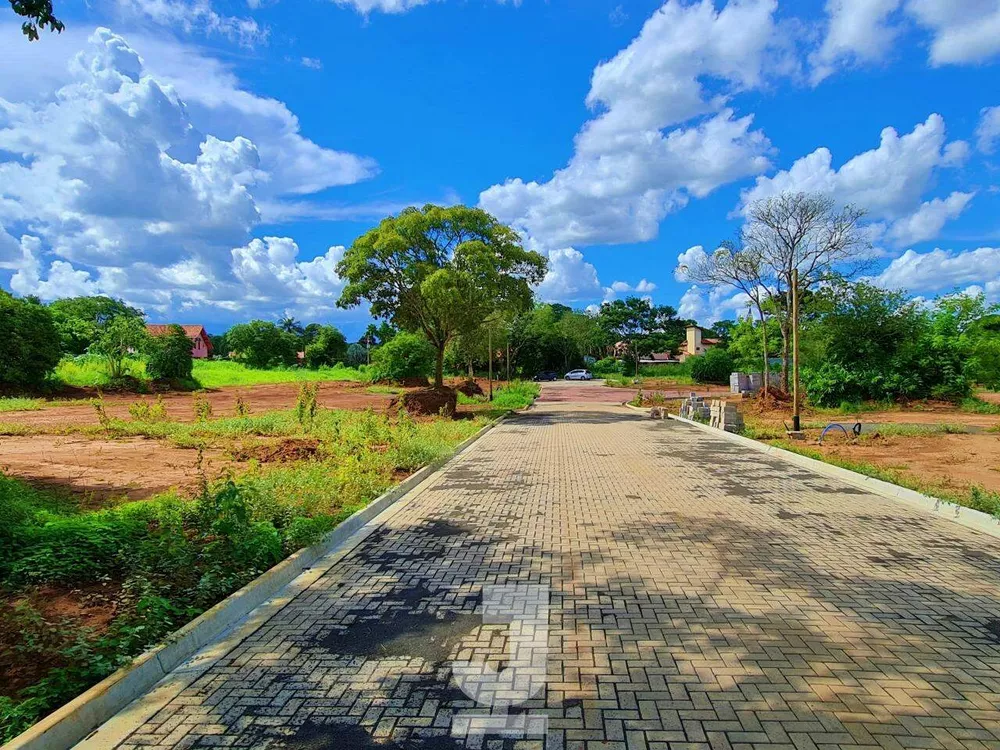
[638, 351, 679, 365]
[146, 324, 213, 359]
[677, 325, 719, 362]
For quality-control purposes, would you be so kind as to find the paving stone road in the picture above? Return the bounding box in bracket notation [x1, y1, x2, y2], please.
[100, 402, 1000, 750]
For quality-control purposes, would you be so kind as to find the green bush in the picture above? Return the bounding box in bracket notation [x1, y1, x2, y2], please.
[304, 326, 348, 369]
[0, 293, 61, 389]
[688, 348, 734, 384]
[90, 316, 151, 383]
[490, 380, 540, 410]
[369, 332, 435, 383]
[590, 357, 625, 376]
[146, 325, 194, 382]
[225, 321, 299, 369]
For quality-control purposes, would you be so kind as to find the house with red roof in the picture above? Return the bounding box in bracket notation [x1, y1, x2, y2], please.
[677, 325, 720, 362]
[146, 324, 213, 359]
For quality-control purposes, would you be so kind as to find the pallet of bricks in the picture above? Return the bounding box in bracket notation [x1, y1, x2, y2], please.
[679, 393, 711, 422]
[709, 399, 744, 433]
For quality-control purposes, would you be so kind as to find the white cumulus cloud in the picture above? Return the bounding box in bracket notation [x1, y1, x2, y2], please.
[875, 246, 1000, 298]
[479, 0, 782, 250]
[976, 106, 1000, 154]
[810, 0, 902, 83]
[741, 113, 970, 246]
[534, 248, 604, 304]
[812, 0, 1000, 78]
[0, 28, 376, 321]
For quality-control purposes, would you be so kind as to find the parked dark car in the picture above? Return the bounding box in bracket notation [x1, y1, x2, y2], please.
[533, 371, 558, 381]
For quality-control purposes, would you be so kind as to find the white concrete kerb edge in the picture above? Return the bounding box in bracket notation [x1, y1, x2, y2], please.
[664, 411, 1000, 541]
[3, 413, 509, 750]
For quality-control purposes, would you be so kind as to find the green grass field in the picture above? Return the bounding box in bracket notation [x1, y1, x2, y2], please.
[191, 360, 369, 388]
[51, 356, 370, 391]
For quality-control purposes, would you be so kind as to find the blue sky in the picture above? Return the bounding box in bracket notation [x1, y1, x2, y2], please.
[1, 0, 999, 340]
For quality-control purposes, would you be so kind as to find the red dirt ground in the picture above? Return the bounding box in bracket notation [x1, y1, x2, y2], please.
[814, 432, 1000, 495]
[1, 382, 396, 428]
[0, 581, 121, 697]
[0, 435, 238, 504]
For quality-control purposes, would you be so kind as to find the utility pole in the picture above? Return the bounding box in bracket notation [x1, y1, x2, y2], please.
[488, 325, 494, 401]
[506, 340, 510, 383]
[791, 267, 800, 432]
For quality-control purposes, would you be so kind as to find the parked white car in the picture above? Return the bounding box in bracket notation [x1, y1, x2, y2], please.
[564, 369, 593, 381]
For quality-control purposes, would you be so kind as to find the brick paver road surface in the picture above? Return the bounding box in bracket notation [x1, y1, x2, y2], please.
[102, 403, 1000, 750]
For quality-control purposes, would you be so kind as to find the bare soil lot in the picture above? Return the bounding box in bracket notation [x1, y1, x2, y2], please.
[745, 399, 1000, 496]
[0, 380, 509, 505]
[0, 435, 238, 504]
[1, 382, 396, 428]
[816, 432, 1000, 494]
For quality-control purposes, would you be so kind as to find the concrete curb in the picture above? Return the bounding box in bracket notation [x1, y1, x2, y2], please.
[4, 415, 507, 750]
[666, 412, 1000, 540]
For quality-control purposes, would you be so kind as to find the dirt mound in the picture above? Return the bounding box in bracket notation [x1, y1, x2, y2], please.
[392, 387, 457, 417]
[399, 376, 430, 388]
[231, 438, 321, 463]
[456, 380, 485, 397]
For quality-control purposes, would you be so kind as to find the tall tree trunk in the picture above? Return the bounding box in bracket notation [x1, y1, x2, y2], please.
[779, 320, 790, 393]
[756, 304, 770, 398]
[435, 346, 444, 388]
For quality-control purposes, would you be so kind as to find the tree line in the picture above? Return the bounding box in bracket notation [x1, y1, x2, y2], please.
[3, 197, 997, 404]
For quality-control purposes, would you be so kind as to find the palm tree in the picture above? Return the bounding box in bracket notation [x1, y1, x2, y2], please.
[279, 316, 304, 336]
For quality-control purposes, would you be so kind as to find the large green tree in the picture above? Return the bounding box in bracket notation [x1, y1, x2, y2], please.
[225, 321, 299, 369]
[48, 296, 143, 356]
[337, 205, 547, 387]
[598, 297, 686, 375]
[0, 292, 61, 388]
[10, 0, 63, 40]
[304, 326, 348, 369]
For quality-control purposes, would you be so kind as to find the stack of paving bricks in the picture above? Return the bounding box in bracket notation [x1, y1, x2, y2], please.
[679, 392, 711, 421]
[710, 398, 744, 433]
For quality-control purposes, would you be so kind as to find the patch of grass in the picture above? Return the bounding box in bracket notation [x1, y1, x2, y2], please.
[858, 423, 969, 439]
[191, 361, 368, 389]
[0, 398, 43, 413]
[960, 397, 1000, 415]
[604, 371, 696, 389]
[739, 423, 787, 440]
[366, 385, 403, 395]
[0, 423, 42, 436]
[53, 355, 148, 389]
[488, 381, 540, 410]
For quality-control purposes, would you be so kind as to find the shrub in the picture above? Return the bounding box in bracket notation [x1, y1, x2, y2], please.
[146, 325, 194, 381]
[688, 348, 734, 384]
[304, 326, 348, 369]
[370, 332, 435, 383]
[591, 357, 626, 376]
[0, 293, 61, 389]
[345, 343, 367, 367]
[225, 321, 298, 369]
[90, 316, 151, 382]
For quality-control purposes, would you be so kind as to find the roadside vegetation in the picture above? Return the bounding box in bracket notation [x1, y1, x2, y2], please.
[0, 402, 487, 742]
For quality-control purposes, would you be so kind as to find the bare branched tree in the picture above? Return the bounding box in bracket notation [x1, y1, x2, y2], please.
[744, 192, 871, 390]
[681, 241, 775, 396]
